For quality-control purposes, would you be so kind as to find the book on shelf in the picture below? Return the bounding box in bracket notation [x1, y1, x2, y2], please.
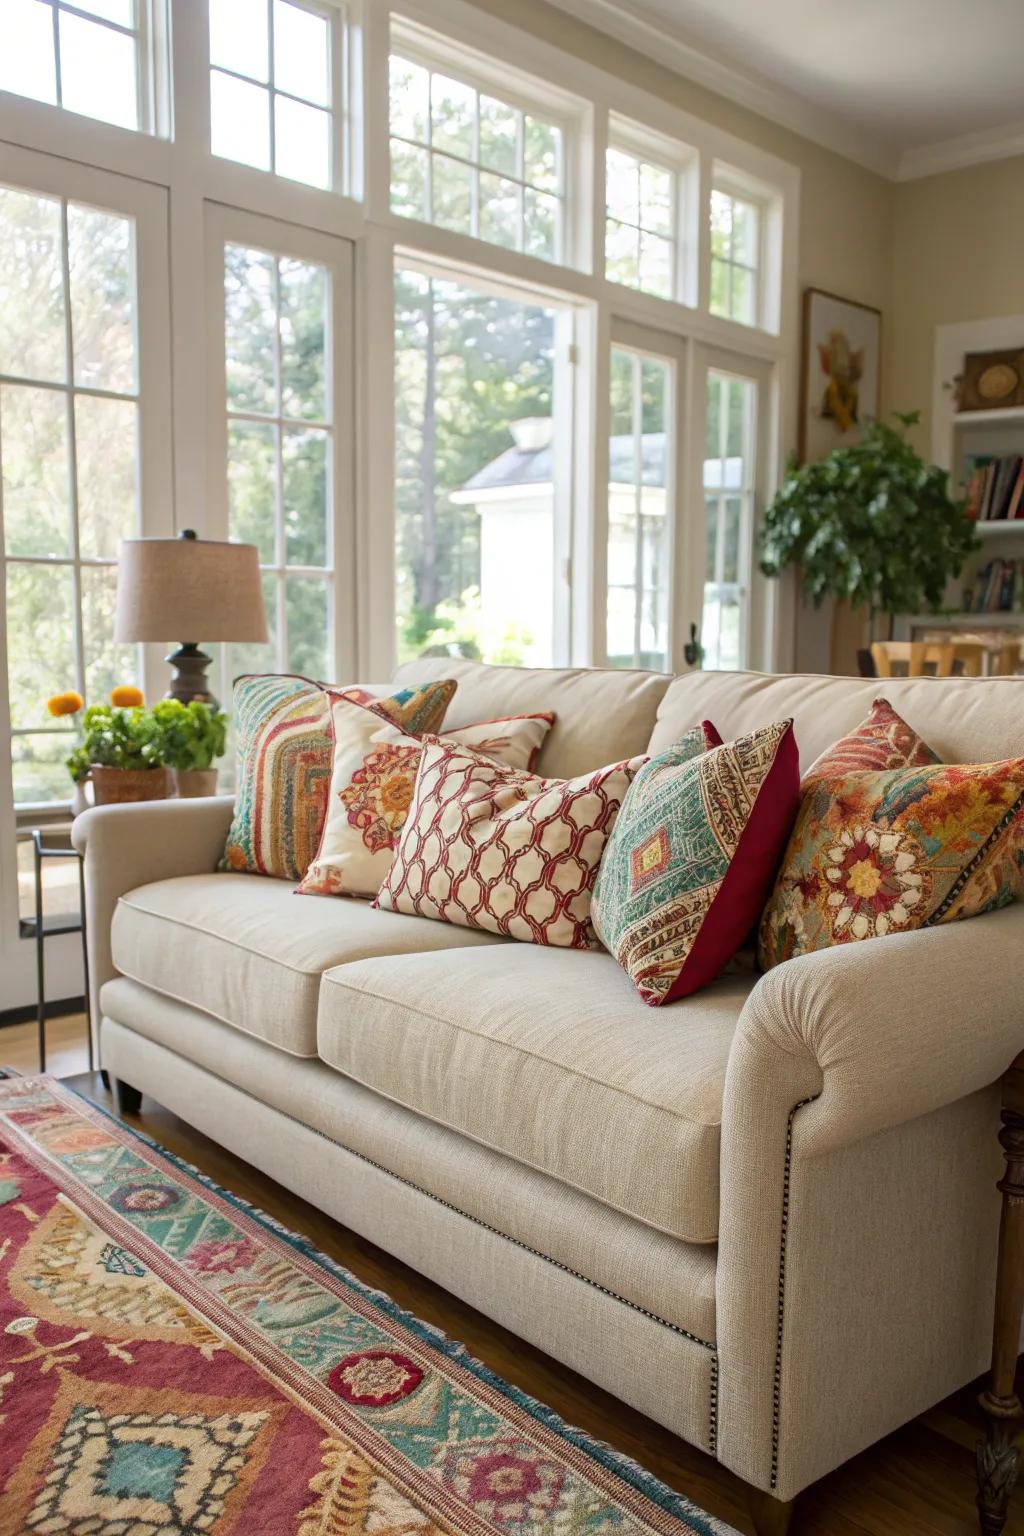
[964, 453, 1024, 521]
[968, 558, 1024, 613]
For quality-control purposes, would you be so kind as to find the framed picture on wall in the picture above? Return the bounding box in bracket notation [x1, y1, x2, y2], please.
[800, 288, 882, 462]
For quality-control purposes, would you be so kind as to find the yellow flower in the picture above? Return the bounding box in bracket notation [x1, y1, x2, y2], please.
[47, 691, 84, 718]
[110, 684, 144, 708]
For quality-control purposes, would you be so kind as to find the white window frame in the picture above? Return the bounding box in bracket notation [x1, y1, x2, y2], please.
[0, 0, 802, 1015]
[208, 0, 352, 196]
[0, 141, 172, 1011]
[691, 344, 779, 672]
[204, 203, 356, 694]
[0, 0, 167, 138]
[386, 15, 588, 272]
[598, 321, 684, 672]
[604, 114, 699, 309]
[709, 161, 783, 335]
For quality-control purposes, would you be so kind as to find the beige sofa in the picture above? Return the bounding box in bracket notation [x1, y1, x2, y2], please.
[74, 661, 1024, 1529]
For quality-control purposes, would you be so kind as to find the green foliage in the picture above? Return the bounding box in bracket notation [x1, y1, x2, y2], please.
[66, 704, 165, 779]
[394, 270, 554, 661]
[150, 700, 228, 771]
[402, 588, 533, 666]
[760, 412, 980, 621]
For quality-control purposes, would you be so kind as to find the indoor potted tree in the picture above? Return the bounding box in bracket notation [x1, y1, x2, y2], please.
[760, 411, 980, 673]
[65, 690, 170, 805]
[152, 698, 228, 797]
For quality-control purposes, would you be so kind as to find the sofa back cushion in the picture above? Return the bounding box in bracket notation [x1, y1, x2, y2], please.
[392, 658, 672, 779]
[650, 671, 1024, 771]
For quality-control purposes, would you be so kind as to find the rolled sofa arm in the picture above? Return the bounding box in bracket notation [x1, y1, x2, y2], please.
[726, 901, 1024, 1160]
[72, 796, 235, 1035]
[716, 902, 1024, 1498]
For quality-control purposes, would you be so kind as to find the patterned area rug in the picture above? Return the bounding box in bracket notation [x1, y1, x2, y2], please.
[0, 1075, 736, 1535]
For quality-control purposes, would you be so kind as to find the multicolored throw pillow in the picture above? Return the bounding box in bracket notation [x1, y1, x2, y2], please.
[221, 675, 456, 881]
[374, 739, 646, 948]
[758, 757, 1024, 967]
[298, 709, 555, 900]
[804, 697, 941, 782]
[592, 720, 799, 1004]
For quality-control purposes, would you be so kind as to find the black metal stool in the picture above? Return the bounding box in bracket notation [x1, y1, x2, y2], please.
[19, 827, 93, 1074]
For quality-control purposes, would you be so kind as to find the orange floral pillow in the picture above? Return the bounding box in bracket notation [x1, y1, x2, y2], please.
[804, 697, 940, 782]
[298, 704, 554, 900]
[758, 756, 1024, 968]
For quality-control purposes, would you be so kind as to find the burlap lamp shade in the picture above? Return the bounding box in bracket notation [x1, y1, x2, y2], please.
[115, 530, 268, 707]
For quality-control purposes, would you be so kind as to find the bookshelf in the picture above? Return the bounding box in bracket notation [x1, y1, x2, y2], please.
[894, 317, 1024, 654]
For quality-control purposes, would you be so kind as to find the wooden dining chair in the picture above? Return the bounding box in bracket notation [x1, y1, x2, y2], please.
[871, 641, 955, 677]
[994, 641, 1022, 676]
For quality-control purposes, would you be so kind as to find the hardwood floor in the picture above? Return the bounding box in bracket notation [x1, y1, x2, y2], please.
[14, 1055, 1017, 1535]
[1, 1010, 91, 1078]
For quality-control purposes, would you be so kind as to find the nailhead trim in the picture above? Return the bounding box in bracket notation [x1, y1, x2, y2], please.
[769, 1095, 819, 1492]
[185, 1086, 719, 1353]
[708, 1351, 719, 1456]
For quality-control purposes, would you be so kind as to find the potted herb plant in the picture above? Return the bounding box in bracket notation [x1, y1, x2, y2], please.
[64, 691, 170, 805]
[759, 411, 980, 672]
[152, 699, 227, 797]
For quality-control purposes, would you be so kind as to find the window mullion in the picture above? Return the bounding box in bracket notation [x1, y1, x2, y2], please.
[271, 257, 287, 669]
[57, 198, 88, 706]
[51, 1, 64, 109]
[631, 352, 642, 667]
[267, 0, 277, 178]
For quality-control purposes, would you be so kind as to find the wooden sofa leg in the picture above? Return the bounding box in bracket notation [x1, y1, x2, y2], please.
[746, 1486, 794, 1535]
[112, 1078, 142, 1116]
[977, 1052, 1024, 1534]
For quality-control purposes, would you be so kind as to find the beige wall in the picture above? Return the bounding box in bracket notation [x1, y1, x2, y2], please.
[832, 155, 1024, 672]
[888, 155, 1024, 451]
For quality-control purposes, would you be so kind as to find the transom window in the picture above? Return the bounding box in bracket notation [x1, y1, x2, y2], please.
[388, 55, 564, 263]
[605, 146, 676, 300]
[0, 0, 145, 131]
[709, 187, 760, 326]
[221, 243, 334, 689]
[1, 183, 141, 802]
[209, 0, 338, 190]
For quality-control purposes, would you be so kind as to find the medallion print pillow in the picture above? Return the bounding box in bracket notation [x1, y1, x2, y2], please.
[804, 697, 941, 782]
[221, 675, 456, 882]
[758, 756, 1024, 968]
[592, 720, 799, 1005]
[374, 738, 647, 948]
[298, 709, 555, 900]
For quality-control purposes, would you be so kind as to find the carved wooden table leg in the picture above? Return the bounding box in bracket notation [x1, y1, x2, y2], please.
[978, 1053, 1024, 1534]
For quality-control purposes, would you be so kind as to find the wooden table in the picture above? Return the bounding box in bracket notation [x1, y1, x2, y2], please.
[978, 1052, 1024, 1532]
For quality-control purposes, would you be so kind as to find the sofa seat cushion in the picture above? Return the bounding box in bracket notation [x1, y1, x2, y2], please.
[318, 944, 754, 1241]
[111, 873, 505, 1057]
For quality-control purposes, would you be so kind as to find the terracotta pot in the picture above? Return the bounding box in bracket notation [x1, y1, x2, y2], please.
[90, 765, 171, 805]
[173, 767, 219, 798]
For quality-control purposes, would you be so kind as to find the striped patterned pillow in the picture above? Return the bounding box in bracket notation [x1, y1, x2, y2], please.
[221, 674, 456, 881]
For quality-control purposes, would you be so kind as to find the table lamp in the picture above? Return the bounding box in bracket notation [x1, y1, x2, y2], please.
[115, 530, 268, 708]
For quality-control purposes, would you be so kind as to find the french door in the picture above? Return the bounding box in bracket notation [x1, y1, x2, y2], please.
[599, 325, 774, 675]
[602, 319, 685, 672]
[691, 345, 775, 673]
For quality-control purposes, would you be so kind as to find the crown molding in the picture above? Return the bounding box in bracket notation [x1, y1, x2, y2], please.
[897, 119, 1024, 180]
[543, 0, 899, 179]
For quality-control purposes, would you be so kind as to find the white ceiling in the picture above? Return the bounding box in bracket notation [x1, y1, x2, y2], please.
[548, 0, 1024, 178]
